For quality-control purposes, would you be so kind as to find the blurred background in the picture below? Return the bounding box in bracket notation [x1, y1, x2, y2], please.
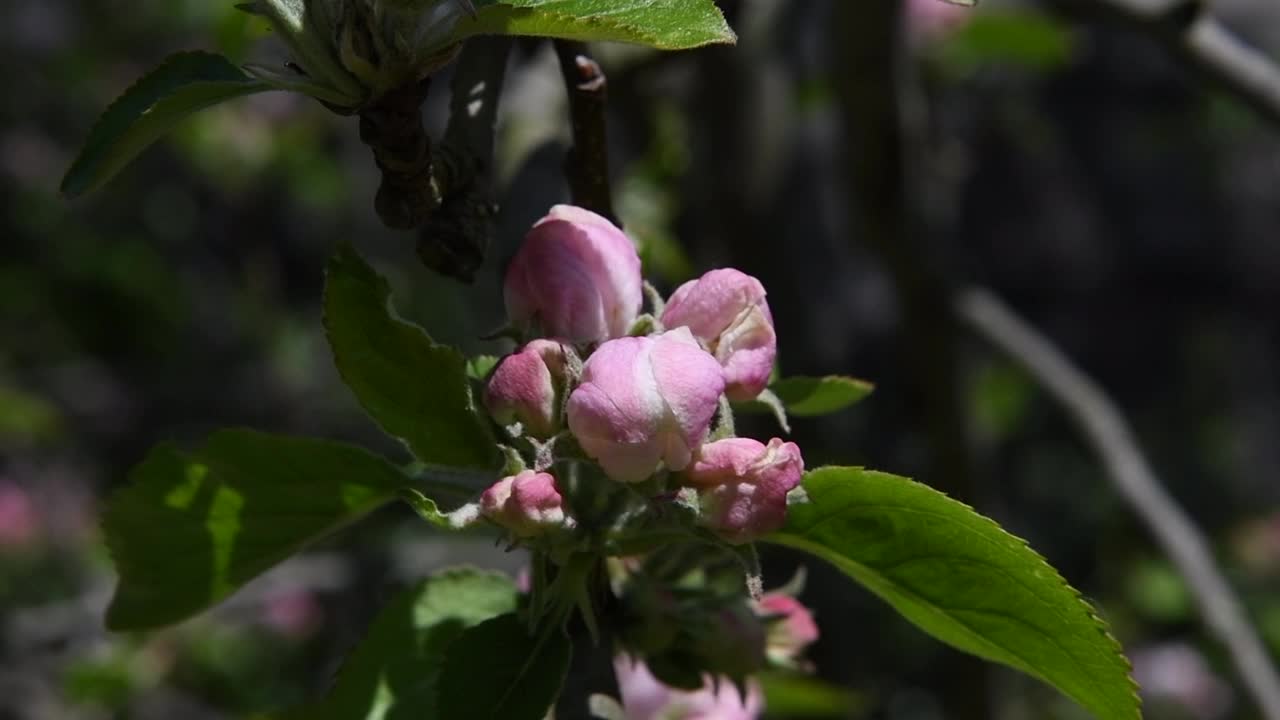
[3, 0, 1280, 718]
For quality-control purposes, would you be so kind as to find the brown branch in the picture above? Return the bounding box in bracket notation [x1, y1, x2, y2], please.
[554, 40, 618, 223]
[1074, 0, 1280, 127]
[958, 287, 1280, 720]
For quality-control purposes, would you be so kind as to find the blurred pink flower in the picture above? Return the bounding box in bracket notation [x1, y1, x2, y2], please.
[613, 654, 764, 720]
[261, 590, 323, 638]
[661, 268, 776, 401]
[757, 592, 819, 665]
[0, 480, 40, 548]
[905, 0, 971, 45]
[1132, 643, 1233, 720]
[568, 328, 725, 482]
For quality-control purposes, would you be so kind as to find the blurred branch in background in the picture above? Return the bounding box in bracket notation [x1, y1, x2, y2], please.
[834, 2, 989, 718]
[1075, 0, 1280, 126]
[959, 288, 1280, 720]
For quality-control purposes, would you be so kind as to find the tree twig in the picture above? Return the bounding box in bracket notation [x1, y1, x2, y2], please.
[1073, 0, 1280, 127]
[957, 287, 1280, 720]
[554, 40, 617, 223]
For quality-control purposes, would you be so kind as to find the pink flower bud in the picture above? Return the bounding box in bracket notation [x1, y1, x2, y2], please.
[757, 593, 819, 665]
[483, 340, 567, 438]
[504, 205, 643, 343]
[683, 438, 804, 544]
[660, 269, 776, 401]
[612, 655, 765, 720]
[479, 470, 567, 538]
[567, 328, 725, 483]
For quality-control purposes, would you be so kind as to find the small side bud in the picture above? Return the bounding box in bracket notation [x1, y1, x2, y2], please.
[484, 340, 567, 438]
[479, 470, 569, 538]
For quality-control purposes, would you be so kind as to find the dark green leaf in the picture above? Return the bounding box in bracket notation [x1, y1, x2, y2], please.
[738, 376, 873, 420]
[437, 614, 572, 720]
[767, 468, 1138, 720]
[449, 0, 736, 50]
[322, 568, 519, 720]
[324, 245, 501, 472]
[104, 430, 406, 630]
[62, 52, 270, 198]
[758, 673, 864, 718]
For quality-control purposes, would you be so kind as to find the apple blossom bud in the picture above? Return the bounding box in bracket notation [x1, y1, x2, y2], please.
[567, 328, 725, 483]
[483, 340, 566, 438]
[504, 205, 642, 344]
[682, 438, 804, 544]
[479, 470, 567, 538]
[757, 593, 819, 666]
[660, 269, 776, 401]
[612, 654, 765, 720]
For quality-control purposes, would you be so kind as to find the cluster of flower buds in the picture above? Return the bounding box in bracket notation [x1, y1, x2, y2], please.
[477, 204, 804, 545]
[600, 553, 820, 719]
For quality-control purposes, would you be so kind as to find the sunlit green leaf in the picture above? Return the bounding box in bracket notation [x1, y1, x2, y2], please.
[62, 52, 270, 198]
[104, 430, 406, 630]
[321, 568, 519, 719]
[767, 467, 1139, 720]
[448, 0, 736, 50]
[324, 245, 502, 472]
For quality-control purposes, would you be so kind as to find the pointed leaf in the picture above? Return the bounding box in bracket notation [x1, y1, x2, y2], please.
[324, 245, 502, 472]
[321, 568, 519, 719]
[437, 614, 572, 720]
[104, 430, 406, 630]
[767, 467, 1138, 720]
[736, 376, 873, 422]
[62, 52, 271, 198]
[447, 0, 736, 50]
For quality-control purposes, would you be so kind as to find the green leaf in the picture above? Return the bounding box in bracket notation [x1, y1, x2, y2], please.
[324, 245, 501, 472]
[738, 376, 873, 420]
[62, 52, 271, 198]
[104, 430, 407, 630]
[448, 0, 736, 50]
[321, 568, 519, 720]
[437, 614, 572, 720]
[757, 672, 864, 718]
[767, 468, 1138, 720]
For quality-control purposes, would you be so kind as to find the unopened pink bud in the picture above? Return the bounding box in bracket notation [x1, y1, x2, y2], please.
[567, 328, 725, 483]
[504, 205, 643, 343]
[757, 593, 819, 664]
[479, 470, 567, 537]
[683, 438, 804, 543]
[661, 269, 776, 401]
[484, 340, 566, 438]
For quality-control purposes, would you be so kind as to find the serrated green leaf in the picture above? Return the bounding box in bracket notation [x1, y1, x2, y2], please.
[437, 614, 572, 720]
[771, 376, 873, 416]
[321, 568, 519, 720]
[103, 430, 406, 630]
[447, 0, 736, 50]
[324, 245, 502, 472]
[62, 52, 271, 198]
[767, 468, 1138, 720]
[737, 376, 873, 421]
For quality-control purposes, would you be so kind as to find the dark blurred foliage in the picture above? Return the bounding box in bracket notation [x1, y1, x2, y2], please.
[2, 0, 1280, 718]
